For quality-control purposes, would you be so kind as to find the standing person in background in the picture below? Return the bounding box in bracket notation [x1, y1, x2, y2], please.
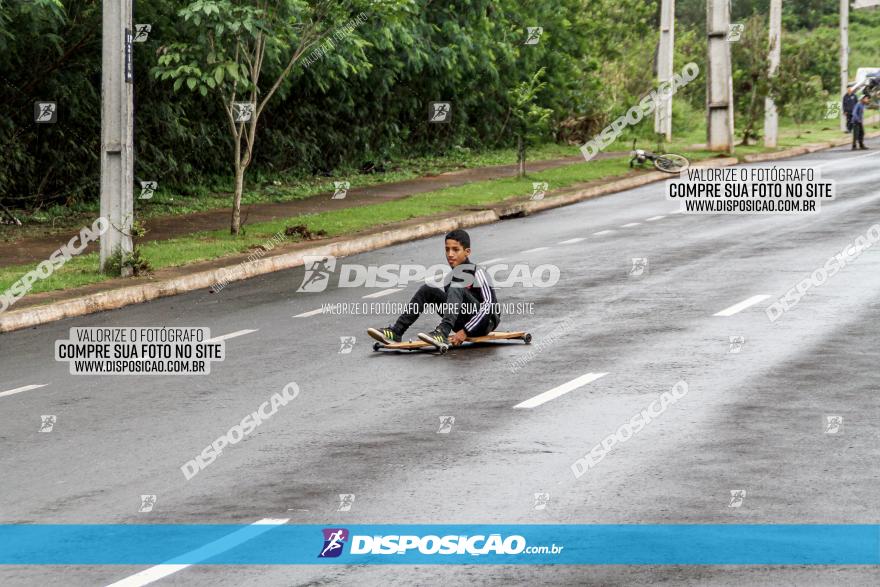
[851, 95, 869, 151]
[843, 85, 858, 134]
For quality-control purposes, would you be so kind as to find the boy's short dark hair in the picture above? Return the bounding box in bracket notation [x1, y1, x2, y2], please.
[445, 229, 471, 249]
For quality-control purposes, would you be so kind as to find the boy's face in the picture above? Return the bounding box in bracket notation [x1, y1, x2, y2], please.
[445, 239, 470, 268]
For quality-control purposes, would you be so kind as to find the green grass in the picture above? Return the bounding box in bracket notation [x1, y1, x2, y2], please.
[1, 115, 874, 302]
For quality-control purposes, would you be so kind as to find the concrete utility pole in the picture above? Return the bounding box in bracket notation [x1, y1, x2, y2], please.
[840, 0, 850, 132]
[655, 0, 675, 141]
[706, 0, 734, 151]
[764, 0, 782, 148]
[100, 0, 134, 272]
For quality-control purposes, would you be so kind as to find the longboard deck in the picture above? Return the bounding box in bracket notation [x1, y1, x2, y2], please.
[372, 331, 531, 354]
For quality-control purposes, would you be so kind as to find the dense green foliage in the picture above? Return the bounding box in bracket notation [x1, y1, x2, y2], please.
[0, 0, 877, 213]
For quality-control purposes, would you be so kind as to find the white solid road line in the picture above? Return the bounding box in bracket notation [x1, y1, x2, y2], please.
[514, 372, 609, 409]
[0, 384, 48, 399]
[363, 288, 403, 299]
[520, 247, 549, 254]
[293, 308, 324, 318]
[817, 148, 880, 168]
[208, 329, 258, 342]
[621, 222, 641, 228]
[558, 238, 586, 245]
[714, 295, 771, 317]
[105, 518, 289, 587]
[481, 257, 505, 265]
[593, 230, 615, 236]
[645, 215, 665, 221]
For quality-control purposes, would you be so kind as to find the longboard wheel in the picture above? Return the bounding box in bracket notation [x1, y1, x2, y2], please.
[438, 345, 449, 354]
[523, 333, 532, 344]
[373, 342, 381, 351]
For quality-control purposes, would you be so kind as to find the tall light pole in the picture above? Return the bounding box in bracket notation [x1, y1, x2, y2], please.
[100, 0, 134, 273]
[764, 0, 782, 148]
[840, 0, 850, 132]
[655, 0, 675, 142]
[707, 0, 734, 151]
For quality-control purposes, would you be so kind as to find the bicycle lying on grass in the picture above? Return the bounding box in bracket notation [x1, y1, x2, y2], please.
[629, 140, 690, 173]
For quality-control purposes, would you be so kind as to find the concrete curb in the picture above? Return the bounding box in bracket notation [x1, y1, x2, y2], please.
[742, 130, 880, 163]
[0, 138, 866, 333]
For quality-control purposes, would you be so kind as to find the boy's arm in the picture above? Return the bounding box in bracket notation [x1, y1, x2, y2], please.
[463, 267, 495, 335]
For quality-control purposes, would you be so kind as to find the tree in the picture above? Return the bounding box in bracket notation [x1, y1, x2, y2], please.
[507, 68, 552, 177]
[732, 14, 771, 145]
[154, 0, 365, 234]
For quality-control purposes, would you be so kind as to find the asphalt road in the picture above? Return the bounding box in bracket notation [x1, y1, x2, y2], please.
[1, 140, 880, 585]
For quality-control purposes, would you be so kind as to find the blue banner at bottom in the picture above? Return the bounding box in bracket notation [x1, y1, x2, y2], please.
[0, 524, 877, 565]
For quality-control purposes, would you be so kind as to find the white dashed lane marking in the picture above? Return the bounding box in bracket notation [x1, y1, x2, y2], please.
[481, 257, 505, 265]
[104, 518, 289, 587]
[558, 238, 586, 245]
[714, 295, 771, 317]
[645, 215, 665, 221]
[207, 329, 258, 342]
[514, 372, 609, 409]
[621, 222, 641, 228]
[593, 230, 615, 236]
[293, 308, 323, 318]
[0, 384, 48, 399]
[520, 247, 549, 254]
[362, 288, 403, 299]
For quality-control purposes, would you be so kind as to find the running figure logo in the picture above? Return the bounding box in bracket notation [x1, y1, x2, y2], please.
[728, 336, 745, 354]
[337, 494, 355, 512]
[39, 415, 56, 432]
[524, 27, 544, 45]
[728, 489, 746, 508]
[139, 181, 157, 200]
[824, 415, 843, 434]
[318, 528, 349, 558]
[429, 102, 452, 123]
[139, 494, 157, 513]
[297, 256, 336, 292]
[823, 101, 841, 120]
[34, 102, 57, 123]
[233, 102, 255, 123]
[133, 24, 151, 42]
[534, 492, 550, 510]
[531, 182, 549, 201]
[727, 23, 744, 42]
[332, 181, 350, 200]
[338, 336, 356, 354]
[629, 257, 649, 277]
[437, 416, 455, 434]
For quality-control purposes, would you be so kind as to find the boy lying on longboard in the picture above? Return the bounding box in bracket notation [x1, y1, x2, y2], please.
[368, 229, 500, 348]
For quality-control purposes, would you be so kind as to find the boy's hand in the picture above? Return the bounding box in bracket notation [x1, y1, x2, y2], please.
[450, 329, 467, 346]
